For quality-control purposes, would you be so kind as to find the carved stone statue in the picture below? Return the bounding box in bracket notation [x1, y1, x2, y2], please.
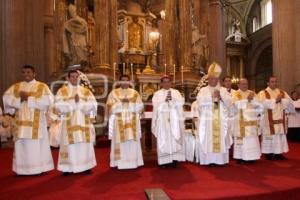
[232, 18, 241, 34]
[192, 25, 209, 70]
[87, 11, 95, 48]
[62, 4, 88, 67]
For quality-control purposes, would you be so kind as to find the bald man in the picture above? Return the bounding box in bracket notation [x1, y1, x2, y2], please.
[232, 78, 263, 163]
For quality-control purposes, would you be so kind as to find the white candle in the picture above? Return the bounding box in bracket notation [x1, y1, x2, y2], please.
[123, 63, 125, 74]
[131, 63, 134, 81]
[181, 65, 184, 84]
[164, 63, 167, 75]
[113, 62, 116, 81]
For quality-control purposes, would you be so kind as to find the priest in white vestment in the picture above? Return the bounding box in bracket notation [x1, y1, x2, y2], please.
[2, 65, 54, 175]
[55, 70, 97, 174]
[185, 100, 199, 162]
[258, 76, 292, 160]
[232, 78, 263, 163]
[196, 63, 232, 166]
[288, 91, 300, 141]
[106, 75, 144, 169]
[47, 106, 61, 148]
[152, 75, 185, 167]
[222, 76, 236, 148]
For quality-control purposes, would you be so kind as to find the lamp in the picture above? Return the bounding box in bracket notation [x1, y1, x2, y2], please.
[231, 75, 239, 84]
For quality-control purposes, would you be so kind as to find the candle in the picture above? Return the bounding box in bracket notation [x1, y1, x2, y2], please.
[131, 63, 134, 81]
[164, 63, 167, 75]
[181, 65, 184, 84]
[113, 62, 116, 81]
[123, 63, 125, 74]
[173, 64, 176, 84]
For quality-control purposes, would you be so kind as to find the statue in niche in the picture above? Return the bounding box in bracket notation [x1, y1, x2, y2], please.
[232, 18, 241, 34]
[128, 18, 143, 51]
[62, 4, 88, 67]
[231, 18, 242, 42]
[192, 25, 209, 71]
[87, 11, 95, 48]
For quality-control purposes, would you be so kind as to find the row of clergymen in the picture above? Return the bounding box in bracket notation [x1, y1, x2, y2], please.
[0, 63, 294, 175]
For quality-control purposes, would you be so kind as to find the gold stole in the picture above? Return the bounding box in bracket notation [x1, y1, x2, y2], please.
[113, 89, 138, 161]
[14, 82, 44, 139]
[235, 91, 258, 145]
[264, 90, 286, 135]
[60, 86, 91, 144]
[212, 102, 221, 153]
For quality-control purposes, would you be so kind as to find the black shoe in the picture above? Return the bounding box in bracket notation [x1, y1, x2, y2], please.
[265, 154, 274, 160]
[237, 159, 246, 164]
[62, 172, 72, 176]
[208, 163, 217, 167]
[84, 169, 92, 174]
[274, 154, 287, 160]
[246, 160, 256, 164]
[159, 164, 168, 168]
[171, 161, 178, 168]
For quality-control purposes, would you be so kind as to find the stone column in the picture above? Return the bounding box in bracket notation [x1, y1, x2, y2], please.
[44, 0, 55, 81]
[109, 0, 118, 69]
[208, 0, 226, 69]
[294, 1, 300, 88]
[162, 0, 177, 74]
[239, 56, 244, 78]
[272, 0, 295, 92]
[226, 56, 231, 76]
[94, 0, 110, 70]
[179, 0, 192, 71]
[0, 0, 45, 98]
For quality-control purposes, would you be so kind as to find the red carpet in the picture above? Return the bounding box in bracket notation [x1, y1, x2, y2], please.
[1, 143, 300, 200]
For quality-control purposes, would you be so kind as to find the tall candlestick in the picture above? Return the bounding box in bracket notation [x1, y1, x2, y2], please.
[164, 63, 167, 75]
[131, 63, 134, 81]
[173, 64, 176, 84]
[181, 65, 184, 84]
[123, 63, 125, 74]
[113, 62, 116, 81]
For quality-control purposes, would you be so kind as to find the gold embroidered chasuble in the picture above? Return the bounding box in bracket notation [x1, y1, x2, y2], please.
[3, 80, 52, 140]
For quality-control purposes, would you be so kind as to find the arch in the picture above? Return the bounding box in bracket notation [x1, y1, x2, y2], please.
[248, 38, 272, 91]
[244, 0, 257, 23]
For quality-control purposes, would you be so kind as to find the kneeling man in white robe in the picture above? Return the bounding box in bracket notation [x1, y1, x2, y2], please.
[55, 70, 97, 174]
[152, 75, 185, 167]
[196, 63, 232, 166]
[2, 65, 54, 175]
[106, 75, 144, 169]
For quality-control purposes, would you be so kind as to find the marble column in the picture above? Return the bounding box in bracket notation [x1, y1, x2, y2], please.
[94, 0, 110, 70]
[179, 0, 192, 72]
[109, 0, 118, 70]
[208, 0, 226, 69]
[0, 0, 45, 98]
[294, 1, 300, 89]
[226, 56, 231, 76]
[272, 0, 295, 92]
[239, 56, 244, 78]
[162, 0, 177, 74]
[44, 0, 55, 81]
